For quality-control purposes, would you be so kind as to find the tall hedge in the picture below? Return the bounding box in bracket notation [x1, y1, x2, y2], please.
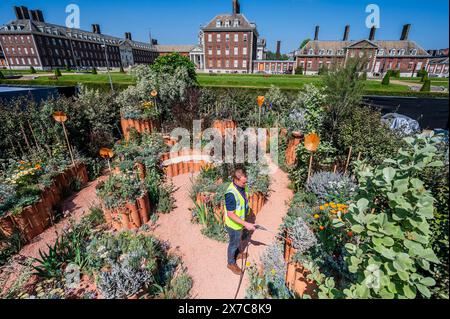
[381, 73, 390, 85]
[421, 79, 431, 92]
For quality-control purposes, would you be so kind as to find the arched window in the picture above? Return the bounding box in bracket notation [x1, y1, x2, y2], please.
[410, 49, 417, 56]
[308, 48, 314, 55]
[389, 49, 396, 56]
[319, 49, 325, 55]
[327, 49, 333, 55]
[399, 49, 405, 56]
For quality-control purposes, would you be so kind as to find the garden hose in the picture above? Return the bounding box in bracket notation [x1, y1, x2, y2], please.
[232, 225, 288, 299]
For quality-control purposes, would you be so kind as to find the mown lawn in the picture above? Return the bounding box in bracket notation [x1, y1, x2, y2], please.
[399, 77, 449, 88]
[0, 72, 428, 94]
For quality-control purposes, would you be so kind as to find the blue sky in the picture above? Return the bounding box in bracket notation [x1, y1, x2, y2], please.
[0, 0, 448, 52]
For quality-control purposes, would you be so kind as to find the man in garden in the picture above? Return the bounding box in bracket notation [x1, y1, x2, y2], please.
[224, 168, 256, 275]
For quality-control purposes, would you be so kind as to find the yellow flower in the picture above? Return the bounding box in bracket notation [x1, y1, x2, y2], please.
[324, 203, 329, 207]
[271, 269, 276, 275]
[246, 261, 251, 268]
[330, 202, 337, 209]
[314, 214, 320, 219]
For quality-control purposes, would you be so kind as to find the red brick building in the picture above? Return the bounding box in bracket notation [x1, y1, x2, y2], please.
[295, 24, 430, 77]
[253, 60, 295, 74]
[0, 6, 158, 70]
[201, 0, 259, 73]
[427, 49, 449, 78]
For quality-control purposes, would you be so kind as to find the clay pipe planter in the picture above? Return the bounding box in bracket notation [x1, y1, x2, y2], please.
[126, 202, 142, 229]
[137, 192, 151, 224]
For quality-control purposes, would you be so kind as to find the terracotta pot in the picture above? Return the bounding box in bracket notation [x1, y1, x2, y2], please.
[119, 208, 131, 230]
[137, 193, 151, 224]
[0, 215, 15, 238]
[126, 202, 141, 229]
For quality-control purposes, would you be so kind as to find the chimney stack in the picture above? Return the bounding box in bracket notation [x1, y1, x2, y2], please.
[232, 0, 240, 15]
[276, 41, 281, 60]
[92, 24, 101, 34]
[14, 6, 23, 20]
[36, 10, 44, 22]
[30, 10, 39, 21]
[400, 24, 411, 41]
[20, 6, 30, 20]
[343, 25, 350, 41]
[125, 32, 132, 41]
[369, 26, 376, 41]
[314, 25, 320, 41]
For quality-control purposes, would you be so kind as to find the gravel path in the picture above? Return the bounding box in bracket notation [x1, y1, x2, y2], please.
[152, 165, 292, 299]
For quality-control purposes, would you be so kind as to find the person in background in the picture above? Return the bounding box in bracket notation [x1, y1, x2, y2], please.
[224, 168, 256, 275]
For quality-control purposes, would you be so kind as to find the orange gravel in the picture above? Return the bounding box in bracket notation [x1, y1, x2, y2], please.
[153, 165, 292, 299]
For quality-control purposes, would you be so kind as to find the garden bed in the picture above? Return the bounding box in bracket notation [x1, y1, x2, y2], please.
[120, 117, 161, 141]
[0, 162, 89, 243]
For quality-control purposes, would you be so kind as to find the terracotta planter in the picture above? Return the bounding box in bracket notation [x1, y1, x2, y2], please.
[137, 193, 151, 224]
[285, 262, 315, 298]
[0, 215, 15, 238]
[119, 208, 131, 230]
[126, 202, 141, 229]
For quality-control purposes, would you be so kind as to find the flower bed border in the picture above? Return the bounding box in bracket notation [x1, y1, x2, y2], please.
[0, 162, 89, 243]
[100, 191, 151, 231]
[283, 234, 317, 298]
[120, 117, 161, 141]
[161, 150, 212, 178]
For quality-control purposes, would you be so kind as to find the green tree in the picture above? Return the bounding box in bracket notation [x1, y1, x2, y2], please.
[30, 66, 36, 74]
[382, 73, 390, 85]
[323, 58, 365, 146]
[151, 53, 197, 83]
[295, 65, 304, 75]
[420, 79, 431, 92]
[92, 67, 97, 75]
[54, 68, 62, 77]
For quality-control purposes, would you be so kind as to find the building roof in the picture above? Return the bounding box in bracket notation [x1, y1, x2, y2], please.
[297, 39, 430, 57]
[201, 13, 258, 36]
[429, 57, 449, 65]
[154, 44, 196, 53]
[0, 19, 156, 51]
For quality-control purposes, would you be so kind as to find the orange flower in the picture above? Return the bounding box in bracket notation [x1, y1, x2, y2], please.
[319, 205, 325, 211]
[324, 203, 329, 208]
[35, 164, 42, 170]
[347, 231, 353, 237]
[319, 226, 325, 231]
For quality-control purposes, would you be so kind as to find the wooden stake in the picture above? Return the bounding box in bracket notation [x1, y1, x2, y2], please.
[333, 164, 337, 173]
[307, 153, 314, 183]
[344, 146, 353, 174]
[357, 152, 362, 162]
[61, 122, 75, 165]
[19, 122, 31, 150]
[27, 120, 40, 150]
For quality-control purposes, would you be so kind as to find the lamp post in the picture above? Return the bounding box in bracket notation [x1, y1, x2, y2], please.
[101, 42, 114, 93]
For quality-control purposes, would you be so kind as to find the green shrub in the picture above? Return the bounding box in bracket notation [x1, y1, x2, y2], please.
[337, 106, 404, 166]
[420, 79, 431, 92]
[0, 70, 4, 79]
[30, 66, 36, 74]
[344, 134, 443, 299]
[54, 68, 62, 77]
[417, 68, 428, 79]
[119, 66, 125, 73]
[150, 52, 197, 83]
[381, 73, 390, 85]
[92, 67, 97, 75]
[295, 65, 304, 75]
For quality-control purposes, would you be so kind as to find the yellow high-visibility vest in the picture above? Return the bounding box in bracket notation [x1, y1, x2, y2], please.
[224, 183, 249, 231]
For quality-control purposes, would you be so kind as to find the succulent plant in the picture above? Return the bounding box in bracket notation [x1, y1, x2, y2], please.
[288, 217, 317, 254]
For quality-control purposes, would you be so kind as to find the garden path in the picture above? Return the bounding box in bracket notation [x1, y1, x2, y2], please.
[0, 177, 104, 296]
[152, 163, 293, 299]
